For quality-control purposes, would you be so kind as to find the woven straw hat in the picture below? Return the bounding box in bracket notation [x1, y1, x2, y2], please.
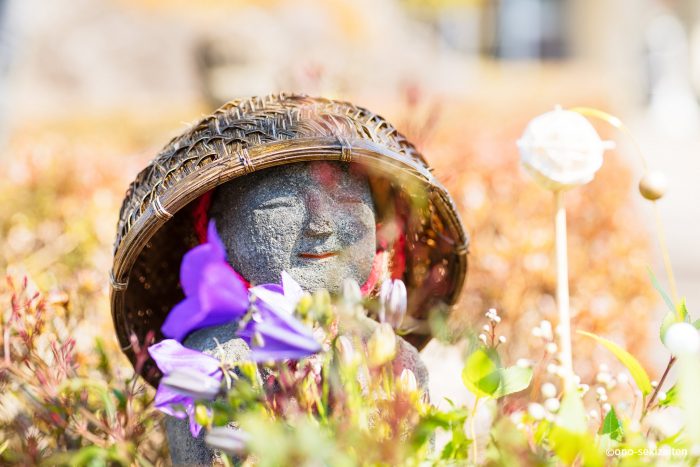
[111, 94, 468, 385]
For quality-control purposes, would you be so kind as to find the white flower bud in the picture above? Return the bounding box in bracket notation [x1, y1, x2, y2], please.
[367, 322, 397, 367]
[479, 334, 488, 344]
[545, 342, 558, 354]
[541, 382, 557, 399]
[532, 327, 543, 338]
[399, 368, 418, 392]
[539, 320, 553, 340]
[516, 358, 533, 368]
[658, 391, 667, 402]
[205, 427, 249, 456]
[544, 398, 560, 413]
[663, 322, 700, 356]
[483, 324, 491, 332]
[596, 372, 611, 384]
[546, 363, 558, 374]
[528, 403, 546, 421]
[498, 336, 507, 344]
[379, 279, 407, 330]
[617, 373, 629, 385]
[336, 335, 357, 366]
[518, 107, 611, 190]
[602, 403, 611, 412]
[342, 278, 363, 305]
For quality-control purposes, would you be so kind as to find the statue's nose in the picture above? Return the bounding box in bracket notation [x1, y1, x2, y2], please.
[304, 190, 334, 237]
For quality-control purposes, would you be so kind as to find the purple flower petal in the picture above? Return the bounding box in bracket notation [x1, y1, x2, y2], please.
[148, 339, 222, 376]
[237, 300, 321, 362]
[154, 382, 191, 419]
[164, 220, 250, 341]
[187, 404, 204, 437]
[281, 271, 304, 305]
[149, 340, 225, 437]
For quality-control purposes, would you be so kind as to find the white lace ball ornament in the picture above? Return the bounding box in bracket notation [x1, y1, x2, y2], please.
[663, 322, 700, 356]
[518, 108, 613, 191]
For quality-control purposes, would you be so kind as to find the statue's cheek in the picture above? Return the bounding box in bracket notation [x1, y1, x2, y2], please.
[336, 203, 376, 246]
[249, 207, 304, 253]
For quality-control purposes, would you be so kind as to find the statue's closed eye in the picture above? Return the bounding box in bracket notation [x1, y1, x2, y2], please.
[256, 196, 297, 210]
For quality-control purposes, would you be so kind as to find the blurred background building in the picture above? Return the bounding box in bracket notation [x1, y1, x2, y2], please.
[0, 0, 698, 410]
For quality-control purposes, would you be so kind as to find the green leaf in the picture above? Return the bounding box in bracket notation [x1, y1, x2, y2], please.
[693, 319, 700, 330]
[660, 311, 677, 342]
[658, 384, 678, 407]
[491, 367, 533, 398]
[551, 392, 604, 466]
[677, 299, 689, 322]
[648, 268, 675, 313]
[601, 407, 623, 441]
[462, 348, 501, 398]
[578, 330, 652, 395]
[557, 391, 587, 434]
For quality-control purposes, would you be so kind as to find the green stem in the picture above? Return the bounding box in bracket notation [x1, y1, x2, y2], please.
[471, 397, 480, 463]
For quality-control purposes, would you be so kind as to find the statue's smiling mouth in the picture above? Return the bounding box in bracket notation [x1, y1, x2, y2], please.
[298, 251, 339, 259]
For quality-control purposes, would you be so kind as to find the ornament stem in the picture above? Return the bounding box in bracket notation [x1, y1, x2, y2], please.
[554, 190, 574, 387]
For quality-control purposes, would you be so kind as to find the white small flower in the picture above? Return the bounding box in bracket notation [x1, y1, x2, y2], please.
[479, 333, 488, 344]
[602, 403, 611, 412]
[651, 380, 659, 388]
[545, 342, 558, 354]
[483, 324, 491, 332]
[658, 391, 667, 401]
[541, 382, 557, 399]
[579, 384, 590, 394]
[539, 320, 553, 340]
[598, 364, 609, 373]
[663, 322, 700, 356]
[596, 387, 607, 396]
[518, 107, 612, 190]
[516, 358, 533, 368]
[544, 398, 560, 413]
[528, 403, 546, 421]
[617, 373, 629, 385]
[588, 409, 599, 420]
[546, 363, 558, 374]
[498, 336, 507, 344]
[532, 327, 543, 338]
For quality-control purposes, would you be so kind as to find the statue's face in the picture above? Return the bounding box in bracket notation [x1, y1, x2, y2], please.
[210, 161, 376, 293]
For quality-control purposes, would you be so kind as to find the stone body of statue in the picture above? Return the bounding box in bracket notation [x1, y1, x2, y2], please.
[165, 161, 429, 465]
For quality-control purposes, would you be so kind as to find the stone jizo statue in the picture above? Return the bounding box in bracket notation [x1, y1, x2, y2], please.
[110, 95, 469, 465]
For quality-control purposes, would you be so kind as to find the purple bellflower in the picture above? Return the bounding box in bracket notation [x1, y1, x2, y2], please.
[239, 273, 322, 362]
[149, 339, 223, 437]
[161, 220, 249, 342]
